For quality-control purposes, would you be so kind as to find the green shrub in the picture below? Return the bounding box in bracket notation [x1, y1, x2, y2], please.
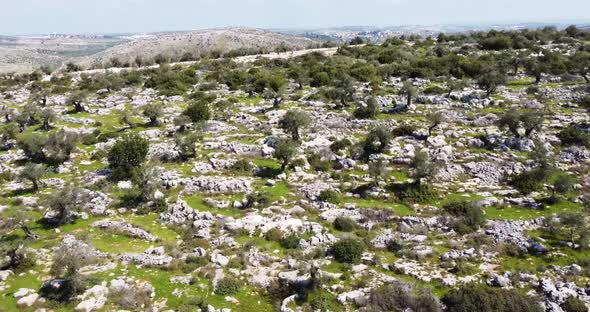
[307, 153, 331, 172]
[366, 281, 441, 312]
[558, 126, 590, 147]
[443, 285, 542, 312]
[264, 228, 284, 242]
[510, 170, 544, 194]
[423, 85, 446, 95]
[318, 189, 341, 204]
[230, 159, 254, 174]
[393, 184, 438, 204]
[108, 133, 149, 181]
[332, 238, 365, 264]
[562, 296, 587, 312]
[333, 217, 356, 232]
[215, 277, 242, 295]
[183, 101, 210, 123]
[391, 124, 417, 137]
[330, 138, 352, 153]
[280, 234, 301, 249]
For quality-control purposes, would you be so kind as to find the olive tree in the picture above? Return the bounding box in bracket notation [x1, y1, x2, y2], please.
[273, 139, 298, 171]
[67, 92, 86, 113]
[18, 162, 50, 192]
[108, 133, 149, 181]
[400, 80, 416, 105]
[279, 110, 311, 141]
[142, 103, 163, 127]
[410, 149, 438, 187]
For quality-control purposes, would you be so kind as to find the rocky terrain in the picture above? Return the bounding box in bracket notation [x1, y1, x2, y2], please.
[0, 26, 589, 312]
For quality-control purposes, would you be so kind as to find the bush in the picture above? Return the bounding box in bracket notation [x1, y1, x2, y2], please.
[393, 183, 438, 204]
[307, 153, 331, 172]
[280, 234, 301, 249]
[366, 281, 441, 312]
[330, 138, 352, 153]
[215, 277, 242, 295]
[230, 159, 254, 174]
[318, 189, 341, 204]
[183, 101, 210, 123]
[264, 228, 284, 242]
[333, 217, 356, 232]
[392, 124, 417, 137]
[442, 285, 542, 312]
[108, 133, 149, 181]
[558, 126, 590, 147]
[562, 296, 587, 312]
[332, 238, 365, 264]
[510, 170, 544, 194]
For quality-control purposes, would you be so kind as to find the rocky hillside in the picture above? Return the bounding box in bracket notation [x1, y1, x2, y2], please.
[79, 28, 319, 68]
[0, 26, 589, 312]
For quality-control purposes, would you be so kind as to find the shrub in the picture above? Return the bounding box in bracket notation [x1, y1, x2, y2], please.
[318, 189, 341, 204]
[366, 281, 441, 312]
[230, 159, 254, 174]
[332, 238, 365, 264]
[183, 101, 210, 123]
[280, 234, 301, 249]
[330, 138, 352, 153]
[264, 228, 284, 242]
[392, 124, 417, 137]
[510, 170, 544, 194]
[333, 217, 356, 232]
[562, 296, 587, 312]
[558, 126, 590, 147]
[108, 133, 149, 181]
[215, 277, 242, 295]
[442, 285, 542, 312]
[307, 153, 331, 172]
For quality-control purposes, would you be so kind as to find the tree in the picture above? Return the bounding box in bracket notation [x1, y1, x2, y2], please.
[119, 108, 135, 129]
[174, 115, 192, 133]
[332, 238, 365, 264]
[558, 212, 588, 248]
[427, 111, 445, 137]
[279, 110, 311, 141]
[368, 159, 388, 186]
[108, 133, 149, 181]
[273, 139, 298, 171]
[521, 110, 545, 137]
[40, 108, 57, 131]
[43, 187, 88, 226]
[67, 92, 86, 113]
[176, 131, 202, 159]
[142, 103, 163, 126]
[18, 163, 50, 192]
[410, 149, 438, 187]
[260, 74, 286, 109]
[568, 51, 590, 83]
[400, 80, 417, 105]
[183, 101, 210, 123]
[497, 109, 522, 138]
[362, 126, 392, 157]
[551, 174, 575, 203]
[477, 70, 507, 96]
[354, 96, 380, 119]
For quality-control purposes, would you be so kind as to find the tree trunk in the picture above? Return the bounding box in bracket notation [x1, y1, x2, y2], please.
[583, 73, 589, 83]
[406, 95, 412, 106]
[535, 74, 541, 84]
[74, 102, 84, 113]
[31, 179, 39, 192]
[21, 225, 39, 240]
[43, 120, 50, 131]
[273, 97, 281, 109]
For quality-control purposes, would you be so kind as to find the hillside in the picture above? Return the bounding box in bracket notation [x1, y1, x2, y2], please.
[79, 28, 319, 67]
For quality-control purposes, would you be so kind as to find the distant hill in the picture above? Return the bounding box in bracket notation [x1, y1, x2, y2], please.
[79, 28, 319, 68]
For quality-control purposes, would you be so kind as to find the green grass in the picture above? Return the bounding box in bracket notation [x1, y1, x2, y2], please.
[485, 201, 581, 220]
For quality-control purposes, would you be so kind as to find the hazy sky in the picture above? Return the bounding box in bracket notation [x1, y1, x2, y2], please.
[3, 0, 590, 35]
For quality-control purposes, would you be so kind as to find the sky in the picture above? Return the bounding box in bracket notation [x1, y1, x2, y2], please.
[2, 0, 590, 35]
